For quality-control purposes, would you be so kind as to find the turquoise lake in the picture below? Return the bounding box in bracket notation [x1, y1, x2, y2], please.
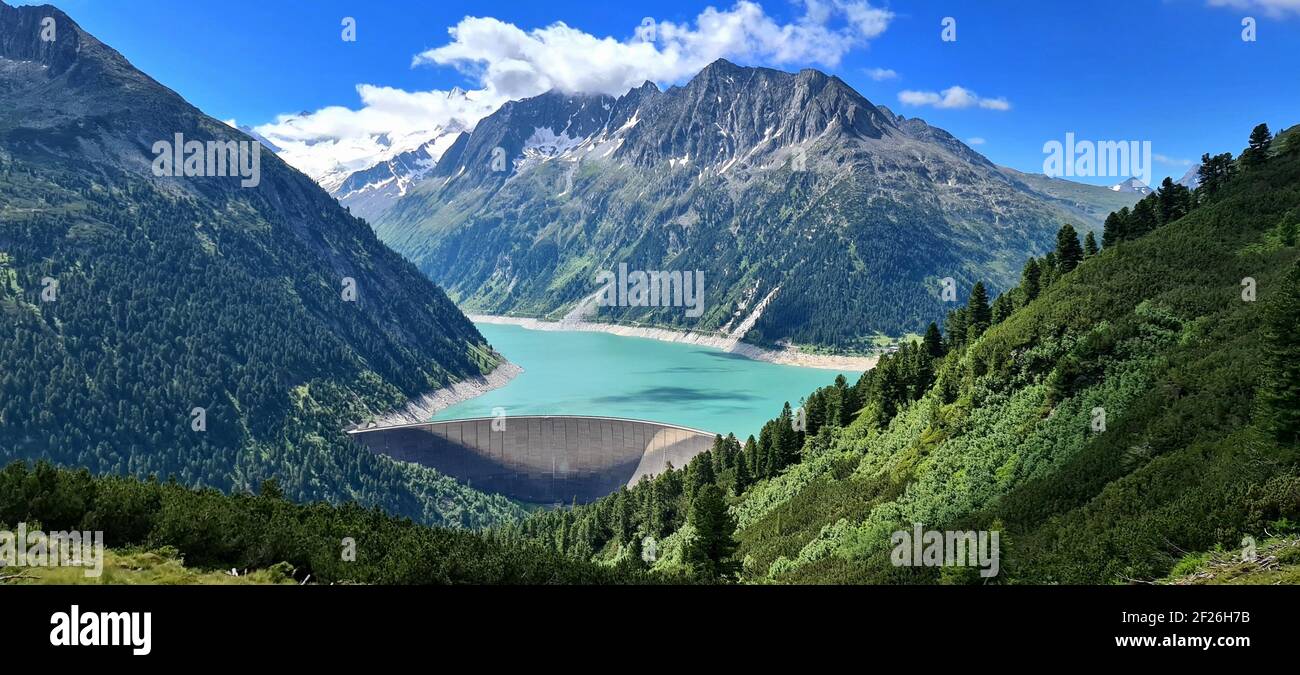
[430, 323, 864, 439]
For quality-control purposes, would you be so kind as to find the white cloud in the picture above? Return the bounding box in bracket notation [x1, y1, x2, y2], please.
[254, 1, 894, 180]
[898, 86, 1011, 111]
[865, 67, 897, 81]
[255, 86, 498, 182]
[1206, 0, 1300, 18]
[1154, 153, 1193, 166]
[416, 1, 894, 97]
[967, 137, 986, 145]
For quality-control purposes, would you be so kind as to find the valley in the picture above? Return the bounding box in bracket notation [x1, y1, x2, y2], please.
[1, 0, 1297, 604]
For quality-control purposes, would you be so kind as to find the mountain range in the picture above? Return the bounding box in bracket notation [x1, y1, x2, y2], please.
[0, 1, 521, 526]
[323, 60, 1139, 350]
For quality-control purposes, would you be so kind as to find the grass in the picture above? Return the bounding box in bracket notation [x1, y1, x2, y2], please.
[1162, 536, 1300, 585]
[2, 547, 298, 585]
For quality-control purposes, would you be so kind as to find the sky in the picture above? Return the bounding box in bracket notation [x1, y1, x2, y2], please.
[22, 0, 1300, 186]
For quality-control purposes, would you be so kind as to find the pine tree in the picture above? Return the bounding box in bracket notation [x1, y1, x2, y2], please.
[623, 534, 648, 570]
[733, 451, 751, 495]
[743, 435, 757, 476]
[923, 321, 945, 358]
[1156, 177, 1192, 224]
[1129, 197, 1159, 238]
[776, 402, 800, 468]
[1242, 123, 1273, 168]
[1055, 224, 1084, 273]
[1102, 209, 1127, 247]
[1259, 262, 1300, 443]
[613, 488, 633, 543]
[686, 452, 716, 502]
[1021, 258, 1042, 302]
[992, 293, 1015, 324]
[1197, 152, 1237, 198]
[684, 484, 738, 580]
[1083, 231, 1099, 257]
[944, 307, 968, 351]
[967, 282, 992, 337]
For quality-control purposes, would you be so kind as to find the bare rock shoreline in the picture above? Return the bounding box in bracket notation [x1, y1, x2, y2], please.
[468, 314, 879, 371]
[364, 360, 524, 428]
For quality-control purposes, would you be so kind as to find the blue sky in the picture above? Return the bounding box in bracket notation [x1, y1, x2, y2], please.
[25, 0, 1300, 185]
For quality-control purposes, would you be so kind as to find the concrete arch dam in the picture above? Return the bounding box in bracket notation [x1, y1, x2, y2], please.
[347, 416, 716, 504]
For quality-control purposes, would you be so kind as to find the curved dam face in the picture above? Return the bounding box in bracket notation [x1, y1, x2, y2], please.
[348, 416, 716, 504]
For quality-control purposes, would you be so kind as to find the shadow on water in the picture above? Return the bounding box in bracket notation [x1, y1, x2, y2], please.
[591, 386, 762, 405]
[696, 350, 755, 361]
[638, 365, 733, 374]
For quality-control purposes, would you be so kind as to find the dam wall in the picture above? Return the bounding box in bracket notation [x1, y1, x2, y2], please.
[347, 416, 716, 504]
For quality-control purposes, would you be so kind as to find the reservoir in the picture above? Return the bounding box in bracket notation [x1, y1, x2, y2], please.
[431, 323, 864, 440]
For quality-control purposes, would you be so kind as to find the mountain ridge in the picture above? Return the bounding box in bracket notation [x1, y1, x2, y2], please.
[369, 59, 1139, 350]
[0, 0, 522, 527]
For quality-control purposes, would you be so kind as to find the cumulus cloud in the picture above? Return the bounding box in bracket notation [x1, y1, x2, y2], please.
[254, 85, 499, 181]
[865, 67, 897, 81]
[254, 1, 894, 180]
[414, 1, 892, 97]
[1206, 0, 1300, 18]
[898, 86, 1011, 111]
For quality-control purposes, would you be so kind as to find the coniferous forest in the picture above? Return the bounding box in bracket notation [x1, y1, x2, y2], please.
[6, 122, 1296, 586]
[2, 2, 1298, 598]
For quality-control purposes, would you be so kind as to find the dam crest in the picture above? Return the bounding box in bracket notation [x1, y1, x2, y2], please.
[348, 415, 716, 504]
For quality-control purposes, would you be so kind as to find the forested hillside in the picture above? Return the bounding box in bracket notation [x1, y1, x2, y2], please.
[502, 123, 1300, 584]
[0, 461, 648, 585]
[0, 2, 523, 528]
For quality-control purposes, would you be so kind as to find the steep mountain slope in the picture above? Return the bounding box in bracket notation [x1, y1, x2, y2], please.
[0, 2, 523, 527]
[504, 124, 1300, 583]
[373, 60, 1138, 350]
[999, 166, 1141, 227]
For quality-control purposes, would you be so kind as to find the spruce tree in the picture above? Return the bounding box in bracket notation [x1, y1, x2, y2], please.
[840, 376, 862, 427]
[992, 293, 1014, 324]
[743, 435, 757, 476]
[733, 451, 751, 494]
[1056, 224, 1084, 273]
[1021, 258, 1042, 302]
[923, 321, 945, 358]
[944, 307, 968, 351]
[688, 451, 716, 498]
[1102, 210, 1126, 247]
[684, 484, 738, 579]
[776, 402, 800, 467]
[967, 282, 992, 337]
[1083, 231, 1099, 257]
[1129, 198, 1159, 238]
[1156, 177, 1192, 224]
[1259, 262, 1300, 443]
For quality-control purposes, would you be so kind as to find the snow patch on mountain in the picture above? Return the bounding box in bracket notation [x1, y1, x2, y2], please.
[515, 127, 586, 172]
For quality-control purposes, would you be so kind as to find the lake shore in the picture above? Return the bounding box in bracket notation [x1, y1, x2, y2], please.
[468, 314, 878, 371]
[364, 360, 524, 428]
